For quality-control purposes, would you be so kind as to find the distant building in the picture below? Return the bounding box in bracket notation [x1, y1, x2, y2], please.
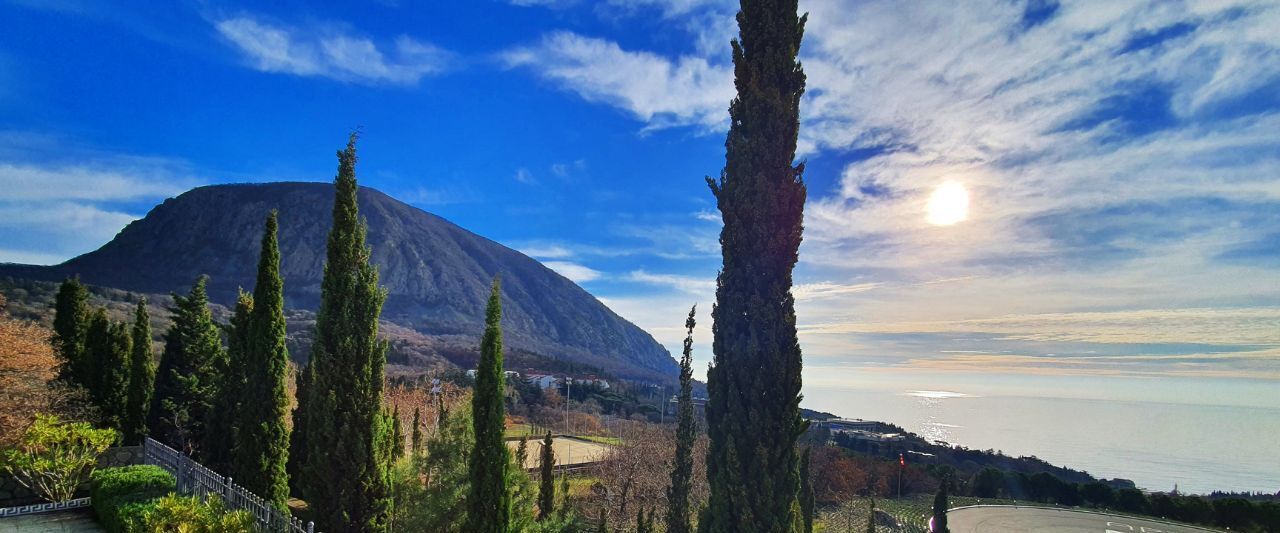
[525, 374, 559, 389]
[821, 418, 907, 456]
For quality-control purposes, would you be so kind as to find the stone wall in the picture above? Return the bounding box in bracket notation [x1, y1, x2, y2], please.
[0, 445, 142, 507]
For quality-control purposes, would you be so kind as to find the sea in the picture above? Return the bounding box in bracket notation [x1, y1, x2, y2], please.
[803, 386, 1280, 495]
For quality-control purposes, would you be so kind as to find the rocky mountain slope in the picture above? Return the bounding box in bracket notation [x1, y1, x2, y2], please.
[0, 182, 675, 381]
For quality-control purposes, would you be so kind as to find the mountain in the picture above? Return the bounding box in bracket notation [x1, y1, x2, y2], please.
[0, 182, 676, 381]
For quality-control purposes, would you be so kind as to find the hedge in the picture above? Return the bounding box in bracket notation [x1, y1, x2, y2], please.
[90, 465, 176, 533]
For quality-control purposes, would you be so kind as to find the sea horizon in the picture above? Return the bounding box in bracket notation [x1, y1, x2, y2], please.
[804, 385, 1280, 496]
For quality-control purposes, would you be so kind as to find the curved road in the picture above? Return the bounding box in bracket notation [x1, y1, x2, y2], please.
[948, 506, 1219, 533]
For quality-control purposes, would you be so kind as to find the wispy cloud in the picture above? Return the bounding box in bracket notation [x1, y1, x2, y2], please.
[0, 132, 206, 264]
[214, 15, 450, 85]
[502, 31, 733, 131]
[543, 260, 603, 282]
[513, 167, 536, 184]
[626, 269, 715, 294]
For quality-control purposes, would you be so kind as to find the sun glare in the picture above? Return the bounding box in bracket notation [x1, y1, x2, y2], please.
[926, 181, 970, 226]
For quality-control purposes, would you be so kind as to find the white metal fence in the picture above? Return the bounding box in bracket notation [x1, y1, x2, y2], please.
[143, 438, 316, 533]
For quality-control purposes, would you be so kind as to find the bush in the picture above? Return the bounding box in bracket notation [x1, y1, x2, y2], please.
[90, 465, 176, 533]
[142, 493, 256, 533]
[1, 413, 117, 502]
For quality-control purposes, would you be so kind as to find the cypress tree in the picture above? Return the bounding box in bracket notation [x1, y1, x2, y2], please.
[557, 473, 571, 521]
[516, 436, 529, 468]
[466, 278, 510, 532]
[86, 308, 131, 429]
[932, 480, 949, 533]
[391, 405, 404, 460]
[82, 309, 110, 407]
[800, 448, 814, 533]
[667, 305, 697, 533]
[701, 0, 808, 531]
[207, 290, 252, 473]
[538, 431, 555, 520]
[52, 278, 90, 386]
[304, 133, 393, 532]
[287, 361, 312, 496]
[148, 276, 226, 458]
[123, 299, 155, 444]
[865, 498, 875, 533]
[234, 211, 291, 507]
[410, 407, 423, 457]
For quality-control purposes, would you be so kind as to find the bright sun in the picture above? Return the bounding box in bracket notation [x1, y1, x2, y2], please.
[926, 181, 970, 226]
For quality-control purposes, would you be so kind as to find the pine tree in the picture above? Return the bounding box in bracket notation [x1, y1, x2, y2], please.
[411, 407, 423, 457]
[701, 0, 808, 531]
[932, 480, 949, 533]
[304, 133, 394, 532]
[538, 432, 555, 520]
[86, 308, 131, 430]
[148, 276, 226, 458]
[667, 305, 697, 533]
[123, 299, 155, 444]
[391, 405, 404, 460]
[466, 278, 510, 532]
[234, 211, 291, 507]
[207, 290, 252, 473]
[52, 278, 90, 386]
[800, 448, 814, 533]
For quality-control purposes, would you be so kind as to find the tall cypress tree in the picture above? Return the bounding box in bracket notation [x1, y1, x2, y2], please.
[86, 308, 131, 430]
[83, 309, 110, 408]
[148, 276, 226, 458]
[234, 211, 291, 507]
[466, 278, 510, 532]
[304, 134, 393, 532]
[410, 407, 423, 457]
[538, 431, 555, 520]
[52, 278, 90, 386]
[932, 479, 949, 533]
[701, 0, 808, 531]
[667, 305, 697, 533]
[800, 448, 814, 533]
[207, 290, 252, 473]
[390, 405, 404, 460]
[123, 299, 155, 444]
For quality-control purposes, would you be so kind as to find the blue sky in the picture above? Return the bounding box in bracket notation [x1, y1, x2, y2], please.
[2, 0, 1279, 406]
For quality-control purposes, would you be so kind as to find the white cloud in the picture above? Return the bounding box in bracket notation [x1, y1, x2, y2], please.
[502, 31, 734, 131]
[543, 260, 604, 282]
[626, 269, 715, 294]
[513, 167, 536, 184]
[0, 136, 207, 265]
[215, 16, 450, 85]
[518, 244, 574, 259]
[0, 162, 191, 201]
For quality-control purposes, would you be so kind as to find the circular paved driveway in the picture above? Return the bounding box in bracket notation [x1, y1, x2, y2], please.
[948, 506, 1218, 533]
